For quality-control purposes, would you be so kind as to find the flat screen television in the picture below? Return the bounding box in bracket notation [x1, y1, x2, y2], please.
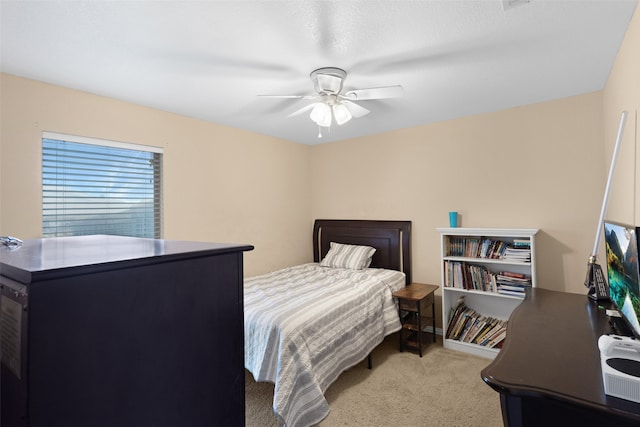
[603, 220, 640, 338]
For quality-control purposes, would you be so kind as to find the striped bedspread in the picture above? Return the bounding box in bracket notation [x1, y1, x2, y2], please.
[244, 263, 405, 427]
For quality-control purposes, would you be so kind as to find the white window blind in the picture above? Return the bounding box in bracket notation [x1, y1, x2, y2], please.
[42, 132, 162, 238]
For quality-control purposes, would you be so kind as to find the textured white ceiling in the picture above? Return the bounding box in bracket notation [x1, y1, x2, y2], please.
[1, 0, 637, 145]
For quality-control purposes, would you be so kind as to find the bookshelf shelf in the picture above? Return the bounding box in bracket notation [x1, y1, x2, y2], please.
[437, 227, 539, 359]
[443, 287, 527, 301]
[445, 338, 500, 357]
[443, 256, 532, 266]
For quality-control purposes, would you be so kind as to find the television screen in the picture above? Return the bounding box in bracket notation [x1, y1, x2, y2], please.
[604, 220, 640, 338]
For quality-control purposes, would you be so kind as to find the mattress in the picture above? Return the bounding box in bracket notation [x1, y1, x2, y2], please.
[244, 263, 405, 427]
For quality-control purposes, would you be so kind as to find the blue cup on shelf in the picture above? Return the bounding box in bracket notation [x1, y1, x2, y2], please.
[449, 211, 458, 228]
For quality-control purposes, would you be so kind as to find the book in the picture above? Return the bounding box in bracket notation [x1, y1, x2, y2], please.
[451, 307, 478, 339]
[470, 318, 499, 344]
[502, 246, 531, 262]
[497, 289, 527, 298]
[445, 300, 509, 348]
[462, 315, 488, 343]
[454, 313, 474, 340]
[446, 297, 467, 339]
[444, 261, 502, 292]
[512, 238, 531, 248]
[500, 271, 527, 279]
[486, 328, 507, 348]
[449, 237, 513, 260]
[478, 321, 507, 347]
[498, 284, 530, 292]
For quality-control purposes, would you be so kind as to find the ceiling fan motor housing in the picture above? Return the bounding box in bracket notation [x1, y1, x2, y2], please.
[310, 67, 347, 95]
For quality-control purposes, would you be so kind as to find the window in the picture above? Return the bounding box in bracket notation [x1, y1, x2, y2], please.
[42, 132, 162, 238]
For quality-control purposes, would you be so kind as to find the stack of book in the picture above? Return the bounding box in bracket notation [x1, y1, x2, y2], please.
[502, 239, 532, 262]
[496, 271, 532, 298]
[447, 237, 476, 257]
[447, 237, 508, 259]
[444, 262, 532, 298]
[444, 261, 497, 292]
[446, 298, 508, 348]
[478, 238, 508, 259]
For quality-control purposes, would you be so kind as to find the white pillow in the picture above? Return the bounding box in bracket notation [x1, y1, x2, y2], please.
[320, 242, 376, 270]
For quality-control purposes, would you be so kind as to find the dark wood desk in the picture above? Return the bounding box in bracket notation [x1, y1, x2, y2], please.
[481, 288, 640, 426]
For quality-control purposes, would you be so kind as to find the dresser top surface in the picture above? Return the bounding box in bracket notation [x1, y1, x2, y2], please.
[0, 235, 253, 283]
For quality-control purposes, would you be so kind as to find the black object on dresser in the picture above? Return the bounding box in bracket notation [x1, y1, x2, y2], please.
[481, 288, 640, 427]
[0, 235, 253, 427]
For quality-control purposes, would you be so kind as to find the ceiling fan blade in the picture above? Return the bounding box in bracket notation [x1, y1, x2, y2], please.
[287, 102, 320, 118]
[341, 100, 370, 118]
[257, 94, 317, 100]
[343, 85, 404, 101]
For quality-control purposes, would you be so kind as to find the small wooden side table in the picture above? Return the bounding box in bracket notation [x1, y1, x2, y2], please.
[392, 283, 438, 357]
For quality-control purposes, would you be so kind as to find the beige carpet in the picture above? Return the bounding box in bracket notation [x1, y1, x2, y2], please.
[245, 333, 503, 427]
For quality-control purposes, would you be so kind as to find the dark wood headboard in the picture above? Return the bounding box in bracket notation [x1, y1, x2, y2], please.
[312, 219, 411, 285]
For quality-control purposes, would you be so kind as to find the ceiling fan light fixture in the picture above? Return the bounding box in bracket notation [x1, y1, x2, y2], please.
[267, 66, 403, 136]
[332, 103, 352, 125]
[310, 102, 332, 127]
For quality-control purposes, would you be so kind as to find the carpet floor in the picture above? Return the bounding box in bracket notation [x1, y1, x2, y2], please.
[245, 332, 503, 426]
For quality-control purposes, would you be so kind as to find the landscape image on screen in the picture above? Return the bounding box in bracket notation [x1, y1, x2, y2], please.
[604, 221, 640, 337]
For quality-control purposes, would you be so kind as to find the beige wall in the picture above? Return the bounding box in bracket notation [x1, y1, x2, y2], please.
[603, 4, 640, 226]
[311, 92, 604, 301]
[0, 73, 313, 276]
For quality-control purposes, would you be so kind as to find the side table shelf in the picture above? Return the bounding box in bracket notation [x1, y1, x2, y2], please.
[392, 283, 438, 357]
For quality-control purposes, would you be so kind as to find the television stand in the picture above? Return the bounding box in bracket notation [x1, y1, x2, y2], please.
[482, 288, 640, 427]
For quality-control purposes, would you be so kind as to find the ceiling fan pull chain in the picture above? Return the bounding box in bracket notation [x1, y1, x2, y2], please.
[318, 125, 322, 138]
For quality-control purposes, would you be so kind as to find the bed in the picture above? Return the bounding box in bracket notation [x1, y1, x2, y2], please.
[244, 219, 412, 427]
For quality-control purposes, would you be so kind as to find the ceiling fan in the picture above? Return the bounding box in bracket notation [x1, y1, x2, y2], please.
[258, 67, 403, 137]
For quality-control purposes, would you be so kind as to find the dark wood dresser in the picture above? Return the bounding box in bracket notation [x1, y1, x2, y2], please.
[0, 235, 253, 427]
[481, 288, 640, 426]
